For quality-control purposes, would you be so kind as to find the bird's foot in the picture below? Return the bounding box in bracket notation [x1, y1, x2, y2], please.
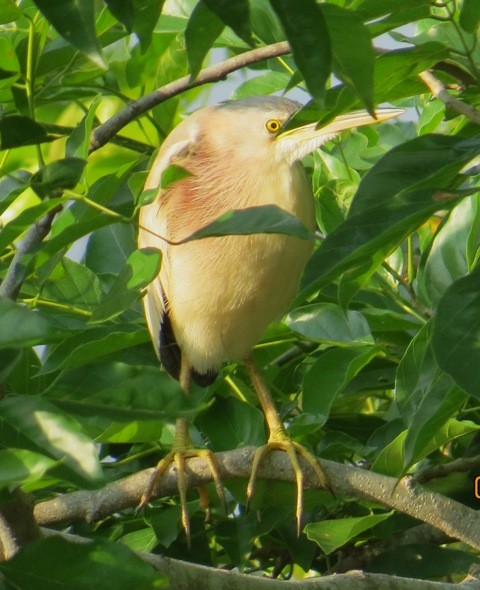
[139, 440, 225, 548]
[246, 430, 329, 535]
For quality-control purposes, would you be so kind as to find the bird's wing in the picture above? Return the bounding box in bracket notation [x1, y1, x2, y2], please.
[138, 135, 193, 378]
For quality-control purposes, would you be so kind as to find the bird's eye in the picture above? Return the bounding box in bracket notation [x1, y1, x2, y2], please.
[265, 118, 281, 134]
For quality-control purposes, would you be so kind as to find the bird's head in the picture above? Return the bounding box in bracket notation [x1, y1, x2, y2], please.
[203, 96, 403, 166]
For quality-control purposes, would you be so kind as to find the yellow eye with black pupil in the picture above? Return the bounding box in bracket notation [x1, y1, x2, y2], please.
[265, 118, 281, 133]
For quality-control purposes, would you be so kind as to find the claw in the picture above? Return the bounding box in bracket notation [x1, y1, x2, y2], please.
[138, 419, 226, 548]
[246, 437, 328, 535]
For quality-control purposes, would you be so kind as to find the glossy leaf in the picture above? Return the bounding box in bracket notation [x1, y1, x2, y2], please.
[30, 158, 86, 198]
[0, 449, 57, 489]
[0, 0, 22, 23]
[42, 257, 103, 313]
[417, 195, 479, 308]
[286, 303, 373, 344]
[433, 265, 480, 399]
[66, 94, 102, 159]
[0, 116, 52, 150]
[270, 0, 331, 105]
[181, 205, 313, 243]
[299, 135, 480, 300]
[90, 248, 162, 322]
[186, 0, 224, 80]
[40, 325, 150, 374]
[0, 395, 103, 487]
[321, 4, 375, 113]
[305, 511, 393, 555]
[160, 164, 193, 189]
[460, 0, 480, 33]
[0, 298, 60, 348]
[203, 0, 252, 44]
[302, 346, 381, 419]
[31, 0, 106, 68]
[0, 537, 159, 590]
[232, 71, 291, 99]
[369, 544, 480, 578]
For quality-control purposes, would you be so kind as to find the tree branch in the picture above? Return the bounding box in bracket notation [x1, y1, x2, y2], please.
[89, 42, 290, 153]
[41, 528, 480, 590]
[0, 209, 58, 300]
[418, 70, 480, 125]
[34, 447, 480, 551]
[413, 454, 480, 485]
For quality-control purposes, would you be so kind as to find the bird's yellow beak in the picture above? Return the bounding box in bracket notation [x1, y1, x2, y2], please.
[277, 108, 405, 143]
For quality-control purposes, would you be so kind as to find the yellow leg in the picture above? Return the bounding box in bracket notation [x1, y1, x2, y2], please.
[245, 355, 329, 535]
[139, 363, 225, 548]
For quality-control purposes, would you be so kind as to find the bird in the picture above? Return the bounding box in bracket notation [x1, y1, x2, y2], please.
[137, 96, 403, 540]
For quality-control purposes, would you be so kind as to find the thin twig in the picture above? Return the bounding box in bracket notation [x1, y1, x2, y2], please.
[89, 42, 290, 153]
[413, 453, 480, 484]
[418, 70, 480, 125]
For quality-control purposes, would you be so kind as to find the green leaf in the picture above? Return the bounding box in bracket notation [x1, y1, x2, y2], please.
[0, 298, 60, 348]
[417, 195, 479, 308]
[0, 198, 64, 254]
[0, 116, 53, 150]
[44, 362, 192, 422]
[0, 0, 22, 23]
[66, 94, 102, 159]
[270, 0, 331, 105]
[86, 223, 136, 277]
[90, 248, 162, 323]
[0, 170, 30, 215]
[186, 0, 224, 80]
[40, 325, 150, 374]
[42, 257, 103, 313]
[0, 537, 159, 590]
[203, 0, 252, 44]
[196, 396, 266, 451]
[30, 158, 86, 198]
[0, 449, 57, 489]
[396, 323, 467, 467]
[459, 0, 480, 34]
[181, 205, 313, 243]
[368, 544, 480, 578]
[0, 395, 103, 487]
[232, 71, 291, 100]
[320, 4, 375, 113]
[160, 164, 193, 189]
[372, 419, 479, 477]
[305, 511, 393, 555]
[286, 303, 374, 345]
[433, 264, 480, 399]
[31, 0, 106, 68]
[299, 135, 480, 300]
[302, 346, 380, 420]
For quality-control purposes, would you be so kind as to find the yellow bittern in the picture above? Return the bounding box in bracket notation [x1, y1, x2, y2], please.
[138, 96, 402, 538]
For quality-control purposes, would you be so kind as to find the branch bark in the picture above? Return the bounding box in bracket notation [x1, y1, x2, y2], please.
[89, 42, 290, 153]
[35, 447, 480, 551]
[418, 70, 480, 125]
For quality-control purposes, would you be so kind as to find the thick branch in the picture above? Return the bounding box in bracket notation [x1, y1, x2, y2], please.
[418, 70, 480, 125]
[41, 528, 480, 590]
[35, 447, 480, 551]
[89, 42, 290, 153]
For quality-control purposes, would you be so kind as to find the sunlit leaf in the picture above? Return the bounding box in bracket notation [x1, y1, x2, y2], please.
[181, 205, 313, 242]
[31, 0, 106, 68]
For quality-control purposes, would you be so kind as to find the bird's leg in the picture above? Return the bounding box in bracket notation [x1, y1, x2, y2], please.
[245, 355, 329, 535]
[139, 362, 225, 547]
